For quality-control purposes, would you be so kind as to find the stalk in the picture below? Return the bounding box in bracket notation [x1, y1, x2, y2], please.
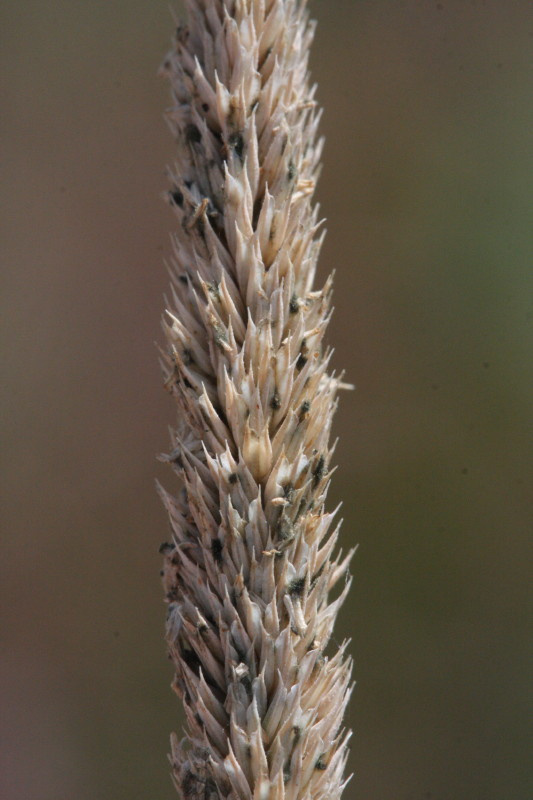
[158, 2, 354, 797]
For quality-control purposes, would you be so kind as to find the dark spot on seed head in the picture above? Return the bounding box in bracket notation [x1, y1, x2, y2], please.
[183, 377, 193, 389]
[170, 189, 184, 207]
[270, 390, 281, 410]
[315, 755, 327, 770]
[181, 647, 201, 675]
[207, 281, 220, 300]
[283, 482, 294, 502]
[202, 103, 209, 112]
[312, 455, 325, 487]
[159, 541, 174, 554]
[185, 123, 201, 144]
[229, 132, 245, 160]
[179, 273, 188, 284]
[296, 354, 308, 371]
[211, 538, 223, 564]
[299, 400, 310, 420]
[288, 576, 306, 597]
[252, 197, 262, 227]
[182, 348, 193, 365]
[289, 294, 299, 313]
[288, 160, 297, 181]
[228, 472, 238, 485]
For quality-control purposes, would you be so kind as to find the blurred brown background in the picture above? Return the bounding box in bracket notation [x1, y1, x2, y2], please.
[1, 1, 532, 798]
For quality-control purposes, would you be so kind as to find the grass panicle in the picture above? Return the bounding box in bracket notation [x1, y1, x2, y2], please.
[158, 2, 354, 797]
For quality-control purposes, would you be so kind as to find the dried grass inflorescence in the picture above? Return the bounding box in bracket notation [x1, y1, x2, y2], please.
[158, 2, 354, 798]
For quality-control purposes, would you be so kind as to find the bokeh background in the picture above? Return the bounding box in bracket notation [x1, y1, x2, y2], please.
[2, 1, 532, 798]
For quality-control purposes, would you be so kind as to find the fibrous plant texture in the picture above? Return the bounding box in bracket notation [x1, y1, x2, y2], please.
[158, 1, 354, 798]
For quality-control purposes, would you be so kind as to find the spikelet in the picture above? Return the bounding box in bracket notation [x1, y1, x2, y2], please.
[158, 2, 354, 798]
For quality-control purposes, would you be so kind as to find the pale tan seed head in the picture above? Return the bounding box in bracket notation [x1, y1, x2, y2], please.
[158, 2, 354, 798]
